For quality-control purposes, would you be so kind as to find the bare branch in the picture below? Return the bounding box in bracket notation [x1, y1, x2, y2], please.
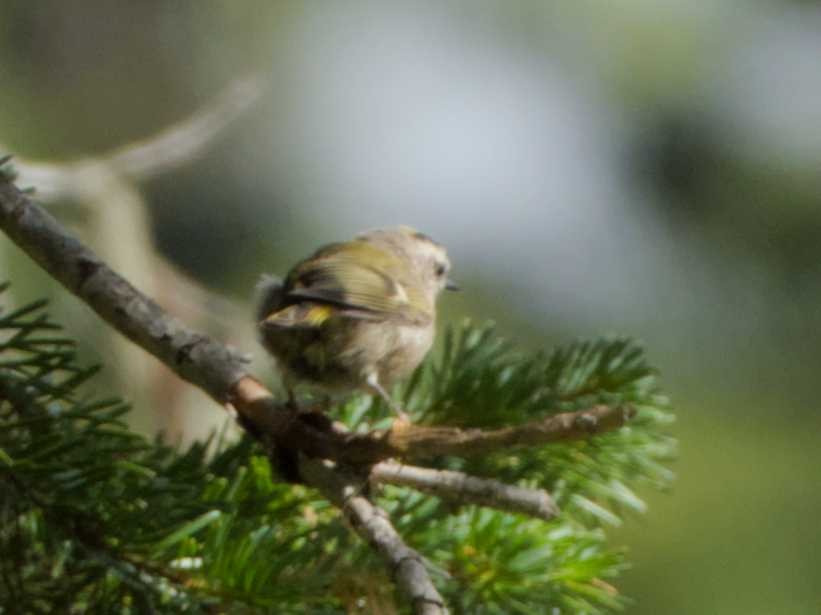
[3, 74, 263, 202]
[225, 386, 633, 466]
[369, 404, 635, 460]
[370, 461, 559, 521]
[0, 178, 248, 403]
[109, 75, 263, 180]
[3, 157, 75, 203]
[1, 75, 261, 437]
[287, 403, 633, 466]
[300, 458, 449, 615]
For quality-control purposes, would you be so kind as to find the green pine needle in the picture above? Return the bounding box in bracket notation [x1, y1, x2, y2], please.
[0, 285, 674, 614]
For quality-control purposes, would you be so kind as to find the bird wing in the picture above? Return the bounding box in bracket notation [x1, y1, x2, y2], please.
[262, 302, 337, 328]
[274, 241, 431, 326]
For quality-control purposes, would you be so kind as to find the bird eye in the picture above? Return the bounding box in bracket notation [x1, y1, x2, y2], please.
[434, 263, 446, 277]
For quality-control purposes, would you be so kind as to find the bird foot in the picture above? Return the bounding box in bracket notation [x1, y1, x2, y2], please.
[391, 410, 411, 427]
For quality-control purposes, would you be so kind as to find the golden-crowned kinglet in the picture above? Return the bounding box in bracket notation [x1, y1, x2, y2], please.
[257, 226, 457, 416]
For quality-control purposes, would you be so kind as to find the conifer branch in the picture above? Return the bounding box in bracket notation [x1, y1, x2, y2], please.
[300, 458, 448, 615]
[370, 461, 560, 520]
[0, 175, 642, 613]
[227, 379, 634, 465]
[349, 404, 634, 463]
[0, 178, 634, 465]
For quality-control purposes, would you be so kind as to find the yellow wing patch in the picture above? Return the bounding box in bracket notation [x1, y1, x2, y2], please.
[305, 305, 333, 325]
[262, 303, 333, 328]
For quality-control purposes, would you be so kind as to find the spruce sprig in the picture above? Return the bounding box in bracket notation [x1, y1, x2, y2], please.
[0, 288, 674, 614]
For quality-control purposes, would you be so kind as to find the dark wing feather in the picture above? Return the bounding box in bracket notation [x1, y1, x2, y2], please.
[283, 241, 430, 324]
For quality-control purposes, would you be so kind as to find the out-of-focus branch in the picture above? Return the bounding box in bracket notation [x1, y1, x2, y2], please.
[108, 75, 262, 181]
[0, 76, 263, 437]
[301, 458, 448, 615]
[370, 461, 559, 521]
[4, 75, 264, 203]
[0, 177, 248, 402]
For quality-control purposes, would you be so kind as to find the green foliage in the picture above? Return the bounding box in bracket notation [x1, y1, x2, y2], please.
[423, 322, 677, 525]
[0, 291, 674, 614]
[336, 321, 675, 613]
[0, 286, 342, 613]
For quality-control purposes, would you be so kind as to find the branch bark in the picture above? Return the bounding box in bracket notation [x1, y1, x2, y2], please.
[228, 380, 634, 465]
[301, 458, 449, 615]
[370, 461, 559, 521]
[346, 404, 635, 463]
[0, 178, 247, 403]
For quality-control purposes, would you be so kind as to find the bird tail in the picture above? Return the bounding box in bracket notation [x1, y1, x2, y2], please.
[255, 274, 285, 323]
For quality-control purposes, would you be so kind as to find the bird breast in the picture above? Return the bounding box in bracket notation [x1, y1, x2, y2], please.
[375, 321, 436, 386]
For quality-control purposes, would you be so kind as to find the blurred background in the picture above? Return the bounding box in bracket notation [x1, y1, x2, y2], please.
[1, 1, 820, 613]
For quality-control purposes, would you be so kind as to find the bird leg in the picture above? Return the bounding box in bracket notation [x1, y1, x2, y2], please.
[365, 373, 410, 423]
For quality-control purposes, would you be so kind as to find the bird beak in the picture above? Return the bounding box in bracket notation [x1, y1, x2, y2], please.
[445, 278, 460, 292]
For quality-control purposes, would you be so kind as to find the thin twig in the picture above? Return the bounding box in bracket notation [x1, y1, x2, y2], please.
[109, 75, 263, 180]
[370, 461, 559, 521]
[300, 458, 448, 615]
[226, 382, 633, 465]
[339, 404, 635, 464]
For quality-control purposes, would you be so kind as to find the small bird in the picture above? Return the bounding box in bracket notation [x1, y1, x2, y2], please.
[257, 226, 457, 417]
